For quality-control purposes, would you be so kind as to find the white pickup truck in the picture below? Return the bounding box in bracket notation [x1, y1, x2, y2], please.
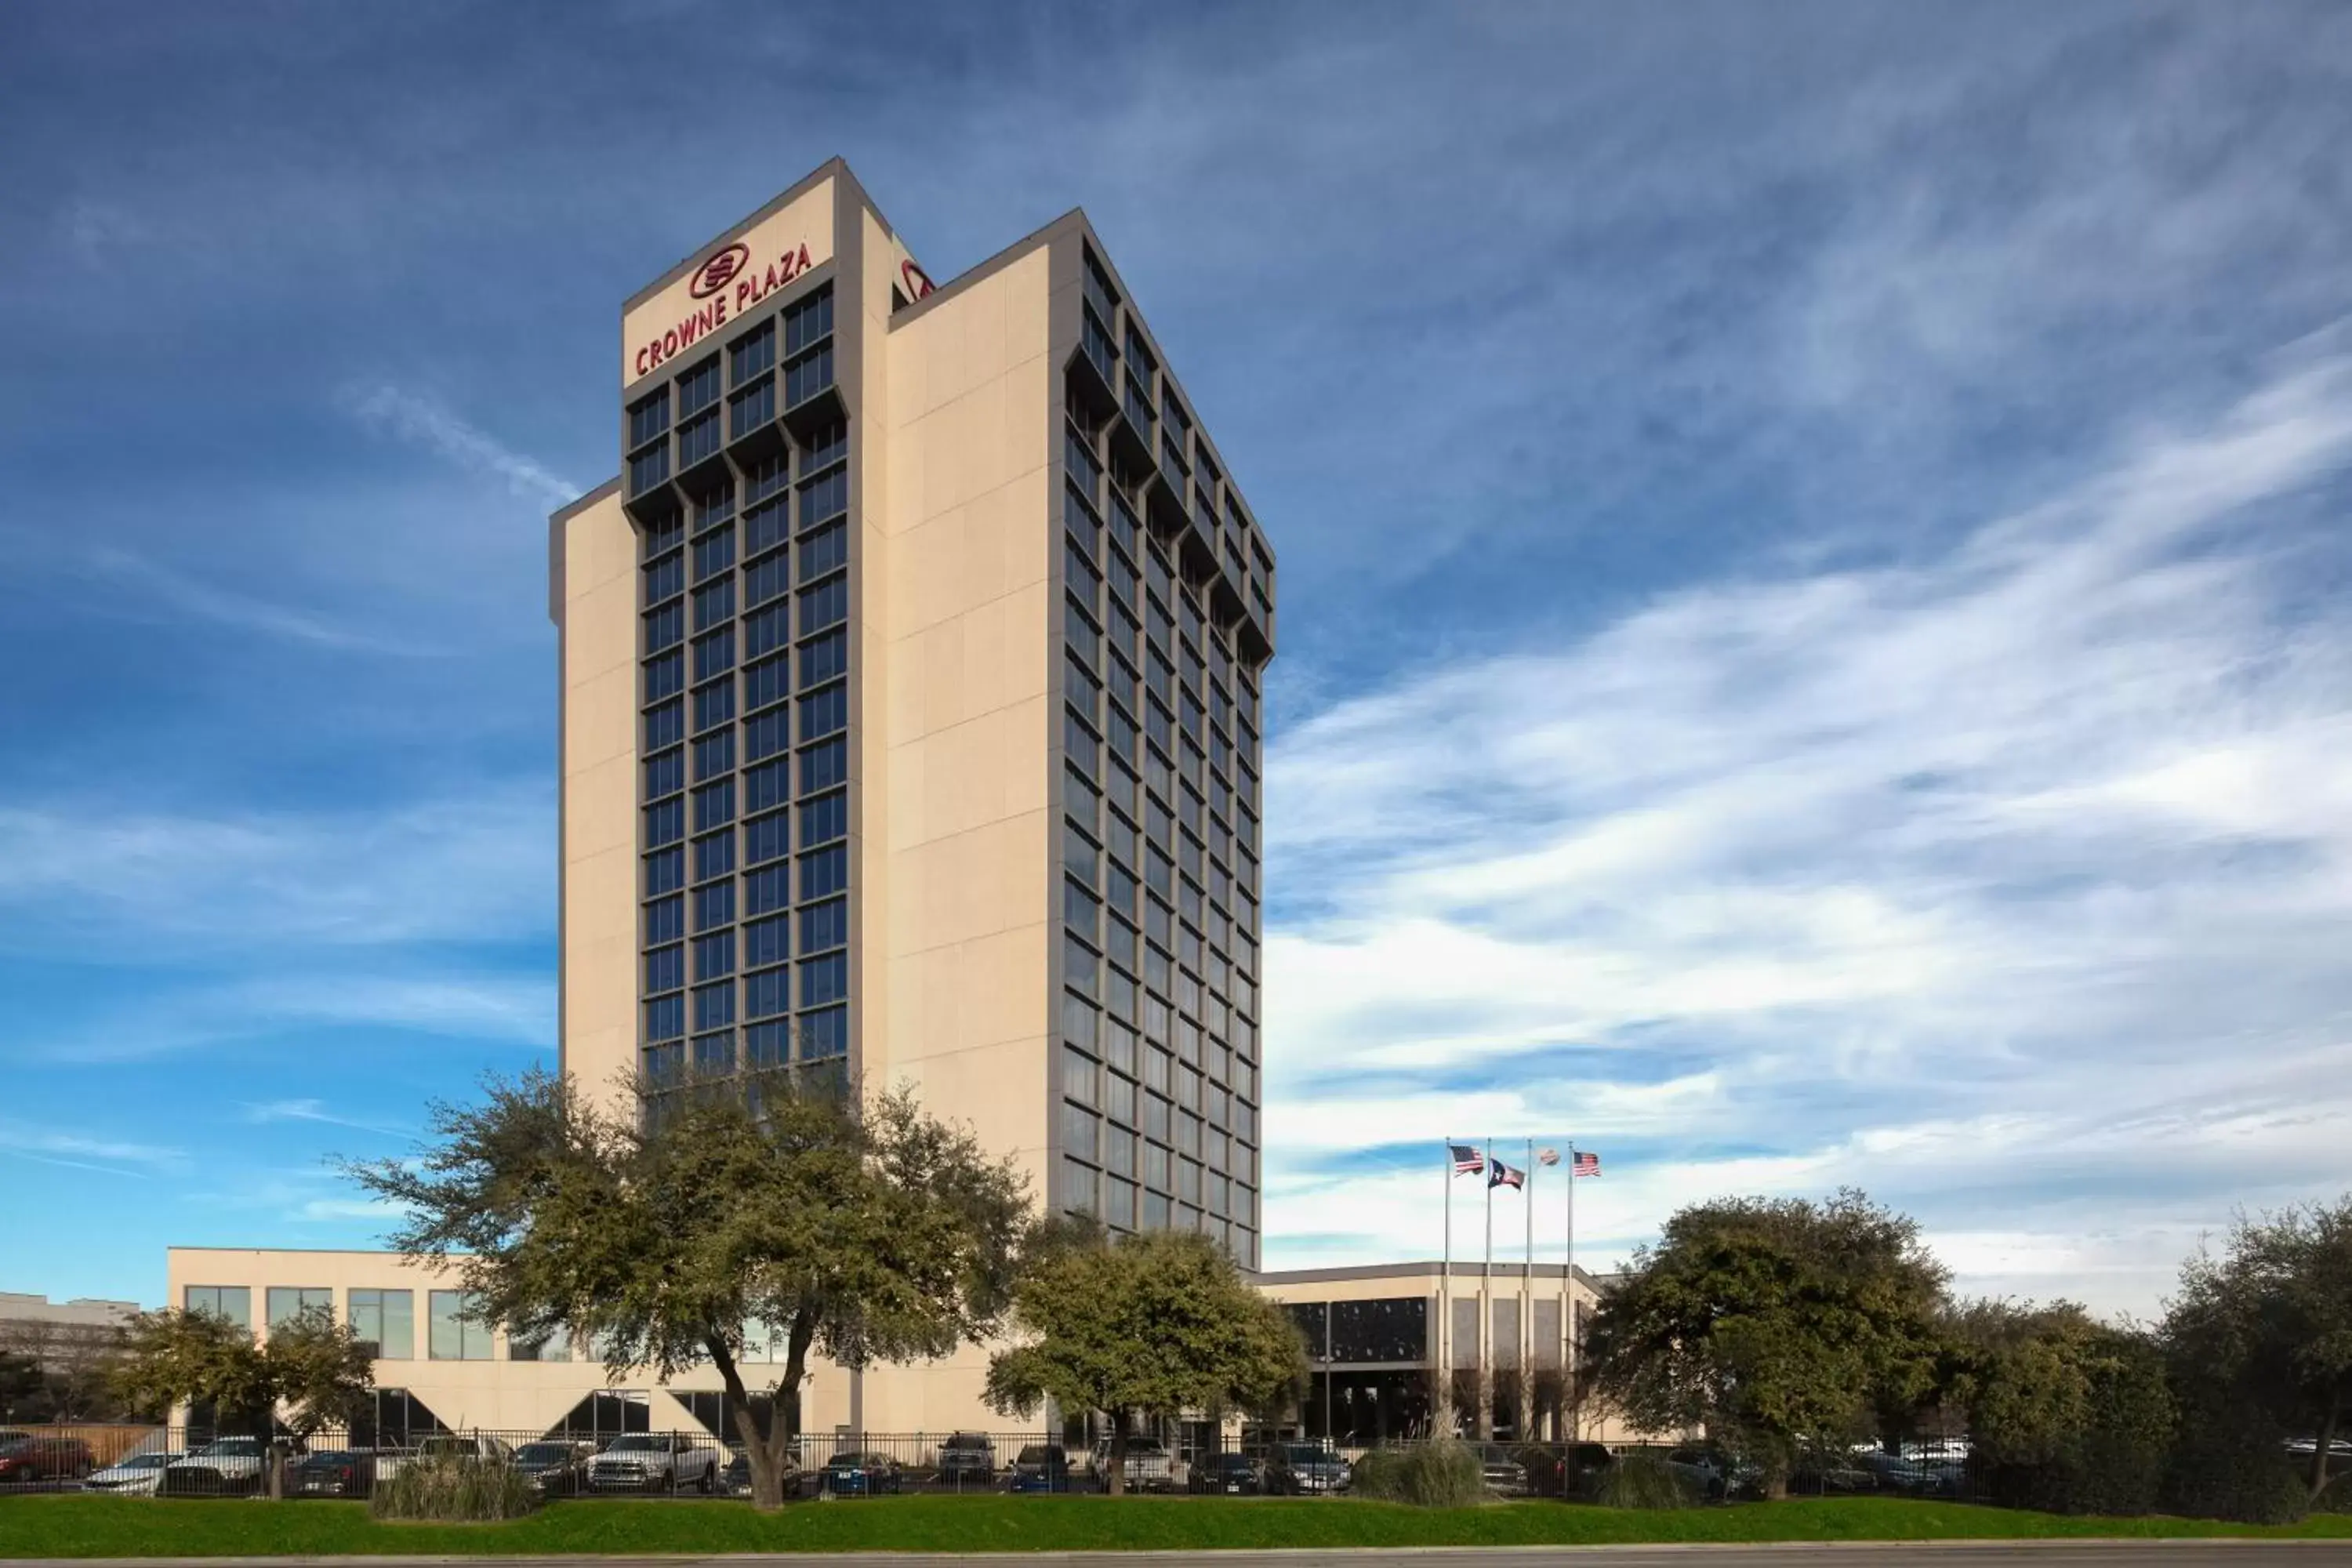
[1090, 1436, 1175, 1492]
[585, 1432, 728, 1494]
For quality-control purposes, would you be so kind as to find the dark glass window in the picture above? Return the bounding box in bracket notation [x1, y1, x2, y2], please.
[643, 550, 684, 607]
[744, 966, 789, 1020]
[744, 864, 789, 917]
[744, 913, 789, 968]
[744, 809, 789, 867]
[744, 706, 788, 763]
[692, 678, 735, 734]
[644, 846, 684, 897]
[677, 355, 720, 417]
[729, 321, 775, 387]
[693, 729, 734, 782]
[785, 343, 834, 407]
[800, 626, 848, 687]
[800, 844, 848, 901]
[644, 894, 684, 946]
[783, 287, 833, 355]
[628, 444, 670, 495]
[799, 575, 848, 634]
[644, 601, 684, 655]
[801, 1005, 848, 1059]
[802, 420, 847, 470]
[798, 789, 848, 847]
[799, 517, 847, 581]
[797, 683, 847, 742]
[745, 547, 789, 610]
[693, 626, 735, 683]
[800, 465, 848, 528]
[644, 698, 684, 752]
[644, 746, 684, 801]
[691, 574, 734, 633]
[629, 387, 670, 448]
[743, 651, 790, 713]
[744, 600, 789, 659]
[745, 495, 789, 558]
[1331, 1298, 1428, 1364]
[644, 945, 684, 994]
[800, 735, 847, 793]
[693, 981, 735, 1031]
[692, 826, 733, 881]
[644, 993, 685, 1043]
[644, 797, 684, 848]
[693, 1032, 735, 1077]
[643, 648, 684, 702]
[729, 379, 775, 441]
[800, 953, 848, 1007]
[692, 880, 735, 932]
[677, 407, 720, 468]
[694, 930, 735, 982]
[744, 1021, 787, 1069]
[691, 524, 735, 583]
[799, 896, 848, 954]
[744, 757, 788, 815]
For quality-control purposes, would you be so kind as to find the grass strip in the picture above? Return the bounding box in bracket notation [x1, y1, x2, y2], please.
[2, 1494, 2349, 1558]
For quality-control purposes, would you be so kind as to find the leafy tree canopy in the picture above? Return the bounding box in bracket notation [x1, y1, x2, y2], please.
[347, 1066, 1029, 1509]
[984, 1221, 1303, 1494]
[1581, 1188, 1947, 1491]
[2165, 1196, 2352, 1502]
[111, 1305, 372, 1443]
[1946, 1298, 2172, 1515]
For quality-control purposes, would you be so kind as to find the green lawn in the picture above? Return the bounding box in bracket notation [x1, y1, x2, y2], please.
[1, 1494, 2347, 1558]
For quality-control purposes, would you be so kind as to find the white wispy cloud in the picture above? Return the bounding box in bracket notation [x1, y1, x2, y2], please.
[0, 1120, 187, 1178]
[343, 383, 581, 511]
[76, 543, 437, 655]
[241, 1098, 412, 1139]
[1260, 340, 2352, 1314]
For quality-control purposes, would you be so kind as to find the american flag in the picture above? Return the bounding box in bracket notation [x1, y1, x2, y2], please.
[1537, 1148, 1560, 1167]
[1489, 1160, 1526, 1191]
[1450, 1143, 1485, 1176]
[1572, 1151, 1601, 1178]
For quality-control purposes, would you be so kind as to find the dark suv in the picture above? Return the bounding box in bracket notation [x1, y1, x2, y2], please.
[937, 1432, 995, 1483]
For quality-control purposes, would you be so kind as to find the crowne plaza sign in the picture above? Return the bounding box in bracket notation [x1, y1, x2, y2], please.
[622, 191, 837, 385]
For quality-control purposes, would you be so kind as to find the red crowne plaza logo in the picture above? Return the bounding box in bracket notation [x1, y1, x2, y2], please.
[690, 243, 751, 299]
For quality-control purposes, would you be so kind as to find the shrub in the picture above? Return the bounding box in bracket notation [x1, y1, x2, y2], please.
[368, 1454, 539, 1522]
[2160, 1417, 2308, 1526]
[1593, 1450, 1701, 1510]
[1348, 1440, 1486, 1508]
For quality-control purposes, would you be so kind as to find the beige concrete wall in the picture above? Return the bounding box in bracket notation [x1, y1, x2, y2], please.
[557, 487, 641, 1120]
[854, 236, 1057, 1438]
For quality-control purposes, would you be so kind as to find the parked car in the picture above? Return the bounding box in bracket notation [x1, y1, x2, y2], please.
[1189, 1451, 1265, 1495]
[289, 1450, 378, 1499]
[1264, 1441, 1349, 1495]
[0, 1436, 94, 1483]
[820, 1450, 904, 1496]
[1007, 1443, 1074, 1494]
[511, 1440, 595, 1497]
[1090, 1436, 1174, 1492]
[586, 1432, 725, 1494]
[82, 1451, 183, 1497]
[1791, 1452, 1875, 1494]
[1853, 1450, 1942, 1495]
[936, 1432, 996, 1483]
[163, 1436, 273, 1496]
[719, 1450, 805, 1500]
[1475, 1442, 1535, 1497]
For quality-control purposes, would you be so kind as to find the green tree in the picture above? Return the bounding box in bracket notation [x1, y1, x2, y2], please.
[1947, 1298, 2172, 1514]
[1581, 1189, 1947, 1495]
[2165, 1196, 2352, 1504]
[983, 1221, 1304, 1495]
[348, 1067, 1029, 1510]
[111, 1304, 372, 1494]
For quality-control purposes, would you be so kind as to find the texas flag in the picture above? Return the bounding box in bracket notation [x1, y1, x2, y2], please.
[1488, 1160, 1525, 1191]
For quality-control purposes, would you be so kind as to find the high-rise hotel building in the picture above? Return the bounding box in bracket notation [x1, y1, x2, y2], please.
[552, 161, 1278, 1301]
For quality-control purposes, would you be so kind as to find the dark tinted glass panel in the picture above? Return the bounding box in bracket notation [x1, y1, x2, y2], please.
[1330, 1298, 1427, 1364]
[800, 736, 847, 793]
[798, 896, 847, 953]
[744, 864, 788, 917]
[800, 627, 847, 688]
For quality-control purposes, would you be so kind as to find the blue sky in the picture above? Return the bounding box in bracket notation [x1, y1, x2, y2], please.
[3, 2, 2348, 1317]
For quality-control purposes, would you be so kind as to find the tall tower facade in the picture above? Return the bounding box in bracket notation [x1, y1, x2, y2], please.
[551, 161, 1276, 1424]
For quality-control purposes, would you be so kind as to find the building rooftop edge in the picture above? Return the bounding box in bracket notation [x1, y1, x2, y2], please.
[619, 156, 887, 317]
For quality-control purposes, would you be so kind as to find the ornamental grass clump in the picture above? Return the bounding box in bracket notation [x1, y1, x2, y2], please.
[1348, 1439, 1486, 1508]
[368, 1453, 539, 1522]
[1594, 1450, 1702, 1509]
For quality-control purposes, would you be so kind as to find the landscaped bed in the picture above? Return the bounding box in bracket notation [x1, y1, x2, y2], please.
[3, 1494, 2350, 1557]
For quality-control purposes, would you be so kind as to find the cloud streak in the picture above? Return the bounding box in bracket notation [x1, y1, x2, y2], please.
[343, 383, 583, 511]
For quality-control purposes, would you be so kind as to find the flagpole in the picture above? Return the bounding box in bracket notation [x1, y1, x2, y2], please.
[1564, 1141, 1577, 1439]
[1523, 1136, 1534, 1432]
[1483, 1138, 1496, 1437]
[1439, 1137, 1451, 1432]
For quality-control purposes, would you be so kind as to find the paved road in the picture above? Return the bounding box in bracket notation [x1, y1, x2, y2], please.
[16, 1546, 2352, 1568]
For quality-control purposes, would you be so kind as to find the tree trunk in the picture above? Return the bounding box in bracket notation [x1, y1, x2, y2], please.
[710, 1316, 815, 1512]
[2311, 1391, 2340, 1503]
[1109, 1409, 1130, 1497]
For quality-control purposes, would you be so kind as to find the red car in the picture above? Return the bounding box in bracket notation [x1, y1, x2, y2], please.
[0, 1436, 96, 1482]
